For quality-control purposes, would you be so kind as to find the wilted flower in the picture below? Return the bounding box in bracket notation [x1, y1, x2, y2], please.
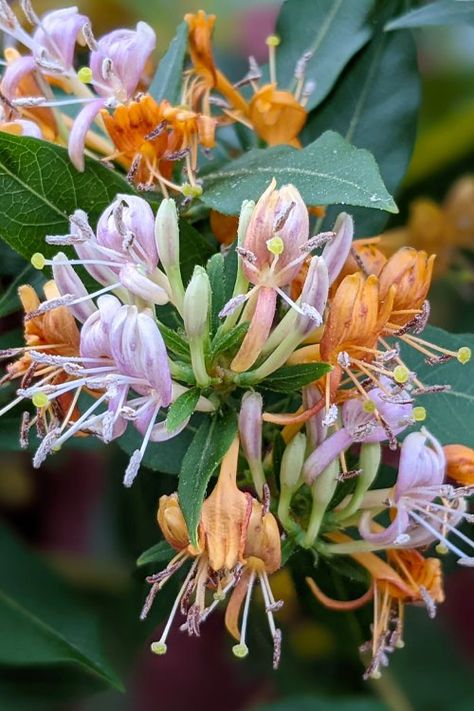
[142, 438, 283, 666]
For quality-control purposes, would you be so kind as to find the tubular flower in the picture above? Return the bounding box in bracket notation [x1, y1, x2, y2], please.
[184, 12, 312, 146]
[359, 429, 474, 566]
[141, 438, 283, 666]
[0, 280, 81, 440]
[378, 247, 435, 328]
[307, 534, 445, 679]
[444, 444, 474, 486]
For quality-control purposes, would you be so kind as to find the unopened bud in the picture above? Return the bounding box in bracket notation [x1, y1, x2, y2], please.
[183, 266, 210, 340]
[280, 433, 306, 492]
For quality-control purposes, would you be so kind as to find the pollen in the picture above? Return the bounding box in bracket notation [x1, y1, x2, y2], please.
[32, 392, 49, 408]
[457, 346, 471, 364]
[31, 252, 46, 270]
[393, 365, 409, 384]
[413, 406, 427, 422]
[435, 543, 449, 555]
[232, 643, 249, 658]
[151, 641, 168, 655]
[181, 183, 203, 198]
[266, 236, 285, 255]
[363, 400, 376, 413]
[266, 34, 281, 47]
[77, 67, 93, 84]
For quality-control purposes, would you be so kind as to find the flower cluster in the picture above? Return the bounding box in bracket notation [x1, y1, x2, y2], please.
[0, 3, 313, 199]
[1, 175, 472, 675]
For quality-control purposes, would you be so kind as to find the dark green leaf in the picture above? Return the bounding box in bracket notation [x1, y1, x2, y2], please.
[178, 409, 238, 546]
[201, 131, 397, 215]
[0, 264, 44, 318]
[118, 419, 198, 475]
[210, 322, 249, 360]
[257, 697, 386, 711]
[400, 325, 474, 445]
[386, 0, 474, 30]
[136, 540, 175, 568]
[149, 22, 189, 104]
[275, 0, 375, 111]
[165, 387, 201, 432]
[307, 13, 420, 235]
[0, 523, 122, 690]
[0, 134, 134, 260]
[261, 362, 331, 393]
[157, 321, 190, 360]
[179, 220, 215, 284]
[207, 252, 226, 333]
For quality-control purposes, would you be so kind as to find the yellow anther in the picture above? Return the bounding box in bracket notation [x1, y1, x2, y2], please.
[232, 643, 249, 659]
[266, 34, 281, 47]
[362, 400, 376, 413]
[413, 406, 427, 422]
[266, 236, 285, 255]
[31, 252, 45, 270]
[457, 346, 471, 364]
[213, 590, 225, 602]
[395, 639, 405, 649]
[370, 670, 382, 680]
[32, 392, 49, 408]
[150, 641, 167, 655]
[435, 543, 449, 555]
[181, 183, 203, 198]
[393, 365, 409, 384]
[77, 66, 93, 83]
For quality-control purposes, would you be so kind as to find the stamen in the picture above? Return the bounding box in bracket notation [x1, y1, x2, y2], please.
[123, 401, 161, 487]
[266, 34, 280, 85]
[82, 22, 99, 52]
[300, 302, 323, 325]
[419, 586, 437, 619]
[321, 404, 338, 427]
[301, 231, 336, 252]
[20, 1, 39, 25]
[232, 571, 256, 659]
[218, 292, 250, 319]
[32, 428, 60, 468]
[273, 201, 295, 232]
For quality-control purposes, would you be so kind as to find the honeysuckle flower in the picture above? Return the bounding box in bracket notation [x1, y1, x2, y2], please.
[444, 444, 474, 485]
[378, 247, 435, 328]
[307, 534, 444, 679]
[36, 196, 170, 309]
[142, 438, 283, 667]
[359, 429, 474, 565]
[303, 379, 414, 485]
[0, 281, 81, 440]
[68, 22, 156, 170]
[248, 83, 307, 147]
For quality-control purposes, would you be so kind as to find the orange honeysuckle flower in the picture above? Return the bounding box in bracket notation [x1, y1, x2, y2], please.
[444, 444, 474, 486]
[142, 437, 283, 666]
[101, 93, 215, 193]
[307, 532, 444, 678]
[378, 247, 435, 328]
[320, 272, 395, 365]
[331, 239, 387, 289]
[248, 84, 307, 147]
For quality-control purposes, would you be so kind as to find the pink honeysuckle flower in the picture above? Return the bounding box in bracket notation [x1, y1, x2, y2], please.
[358, 428, 474, 565]
[303, 378, 414, 485]
[39, 196, 170, 309]
[239, 391, 265, 497]
[68, 21, 156, 170]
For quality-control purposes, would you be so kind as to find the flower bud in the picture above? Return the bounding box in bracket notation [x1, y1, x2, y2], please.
[378, 247, 435, 326]
[52, 253, 97, 323]
[322, 212, 353, 285]
[280, 432, 306, 492]
[444, 444, 474, 485]
[304, 458, 340, 546]
[333, 442, 381, 522]
[157, 494, 191, 551]
[97, 194, 157, 267]
[295, 256, 328, 336]
[183, 266, 211, 386]
[239, 392, 265, 497]
[154, 198, 180, 271]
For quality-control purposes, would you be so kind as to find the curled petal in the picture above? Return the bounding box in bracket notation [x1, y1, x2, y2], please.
[68, 98, 105, 171]
[80, 294, 121, 358]
[322, 212, 353, 285]
[1, 54, 37, 98]
[302, 428, 352, 485]
[358, 508, 410, 546]
[225, 569, 252, 641]
[231, 287, 277, 372]
[307, 577, 373, 610]
[33, 8, 89, 69]
[136, 311, 172, 404]
[52, 253, 97, 323]
[119, 263, 169, 305]
[97, 194, 157, 265]
[395, 429, 445, 499]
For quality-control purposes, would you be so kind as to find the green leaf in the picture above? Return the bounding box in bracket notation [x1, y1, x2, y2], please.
[201, 131, 397, 215]
[136, 540, 175, 567]
[400, 326, 474, 446]
[386, 0, 474, 30]
[179, 220, 215, 284]
[118, 420, 197, 475]
[206, 252, 226, 333]
[178, 409, 238, 546]
[0, 523, 122, 690]
[0, 264, 44, 318]
[0, 134, 134, 260]
[274, 0, 375, 111]
[307, 11, 420, 235]
[157, 321, 190, 360]
[165, 387, 201, 432]
[210, 322, 249, 360]
[149, 21, 189, 104]
[261, 362, 331, 393]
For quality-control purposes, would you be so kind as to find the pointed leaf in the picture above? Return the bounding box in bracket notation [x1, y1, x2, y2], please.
[165, 387, 201, 432]
[261, 362, 332, 392]
[386, 1, 474, 30]
[149, 22, 189, 104]
[136, 540, 175, 567]
[201, 131, 397, 215]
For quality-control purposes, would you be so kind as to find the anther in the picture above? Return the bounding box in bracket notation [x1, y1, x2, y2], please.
[150, 641, 168, 655]
[393, 365, 410, 384]
[232, 643, 249, 659]
[77, 66, 93, 84]
[32, 392, 50, 408]
[266, 35, 281, 47]
[31, 252, 46, 270]
[457, 347, 471, 364]
[413, 406, 427, 422]
[266, 236, 285, 255]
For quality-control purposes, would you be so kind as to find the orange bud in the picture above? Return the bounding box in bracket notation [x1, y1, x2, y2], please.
[157, 493, 191, 552]
[249, 84, 307, 147]
[184, 10, 217, 86]
[378, 247, 435, 326]
[444, 444, 474, 486]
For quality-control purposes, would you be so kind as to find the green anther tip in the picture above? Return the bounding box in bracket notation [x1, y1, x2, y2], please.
[393, 365, 409, 384]
[395, 639, 405, 649]
[151, 641, 167, 655]
[362, 400, 376, 413]
[31, 252, 45, 270]
[370, 670, 382, 680]
[232, 643, 249, 659]
[266, 236, 285, 255]
[77, 66, 93, 83]
[435, 543, 449, 555]
[32, 392, 49, 408]
[213, 591, 225, 602]
[457, 346, 471, 364]
[413, 406, 427, 422]
[266, 34, 281, 47]
[181, 183, 203, 198]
